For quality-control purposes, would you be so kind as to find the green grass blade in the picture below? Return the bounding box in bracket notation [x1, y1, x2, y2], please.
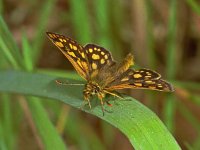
[69, 0, 92, 42]
[1, 94, 15, 150]
[145, 0, 156, 68]
[65, 112, 106, 150]
[32, 0, 55, 62]
[163, 95, 176, 132]
[189, 94, 200, 106]
[0, 14, 68, 149]
[0, 70, 181, 150]
[27, 97, 67, 150]
[109, 0, 124, 59]
[174, 81, 200, 90]
[185, 143, 195, 150]
[166, 0, 177, 80]
[94, 0, 112, 49]
[22, 33, 34, 71]
[0, 37, 20, 69]
[178, 101, 200, 134]
[0, 15, 22, 68]
[185, 0, 200, 15]
[164, 0, 177, 132]
[0, 123, 8, 150]
[192, 136, 200, 150]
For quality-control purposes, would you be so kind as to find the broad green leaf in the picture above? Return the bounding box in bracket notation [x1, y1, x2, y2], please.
[0, 70, 181, 150]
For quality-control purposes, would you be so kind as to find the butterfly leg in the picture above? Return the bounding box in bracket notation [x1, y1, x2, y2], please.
[83, 98, 92, 109]
[98, 94, 105, 116]
[80, 98, 92, 110]
[87, 99, 92, 109]
[105, 100, 113, 107]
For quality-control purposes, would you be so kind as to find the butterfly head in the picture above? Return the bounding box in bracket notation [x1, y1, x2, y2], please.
[83, 81, 104, 100]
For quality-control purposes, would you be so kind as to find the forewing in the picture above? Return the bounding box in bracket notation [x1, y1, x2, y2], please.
[46, 32, 89, 80]
[84, 44, 115, 78]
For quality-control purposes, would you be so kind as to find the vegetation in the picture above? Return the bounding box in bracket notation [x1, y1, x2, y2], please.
[0, 0, 200, 149]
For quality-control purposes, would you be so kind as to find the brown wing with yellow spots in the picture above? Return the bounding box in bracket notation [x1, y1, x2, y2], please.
[46, 32, 89, 80]
[106, 69, 174, 92]
[83, 44, 115, 78]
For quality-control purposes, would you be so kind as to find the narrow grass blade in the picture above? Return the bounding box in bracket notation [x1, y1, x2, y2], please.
[22, 33, 34, 71]
[145, 0, 156, 69]
[174, 81, 200, 90]
[0, 37, 20, 69]
[178, 101, 200, 134]
[1, 94, 15, 150]
[69, 0, 92, 42]
[0, 123, 8, 150]
[32, 0, 55, 62]
[0, 15, 22, 68]
[65, 112, 106, 150]
[94, 0, 113, 50]
[164, 0, 177, 132]
[27, 97, 67, 150]
[185, 0, 200, 15]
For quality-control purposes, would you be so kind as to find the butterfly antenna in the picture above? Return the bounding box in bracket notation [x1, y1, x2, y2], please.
[104, 90, 124, 99]
[55, 80, 84, 86]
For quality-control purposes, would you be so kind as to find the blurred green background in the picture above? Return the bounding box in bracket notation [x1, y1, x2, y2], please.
[0, 0, 200, 149]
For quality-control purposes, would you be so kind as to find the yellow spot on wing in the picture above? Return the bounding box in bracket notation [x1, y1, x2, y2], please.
[121, 77, 129, 82]
[89, 48, 93, 53]
[49, 34, 54, 38]
[135, 83, 142, 86]
[73, 45, 77, 50]
[101, 51, 105, 55]
[55, 42, 64, 47]
[145, 75, 152, 78]
[59, 38, 63, 42]
[157, 84, 163, 88]
[94, 47, 97, 50]
[92, 54, 100, 60]
[82, 62, 88, 70]
[68, 51, 76, 57]
[69, 43, 73, 49]
[146, 72, 151, 75]
[77, 60, 82, 67]
[145, 80, 154, 84]
[100, 59, 105, 64]
[92, 63, 97, 69]
[81, 52, 85, 58]
[133, 73, 142, 78]
[104, 55, 108, 59]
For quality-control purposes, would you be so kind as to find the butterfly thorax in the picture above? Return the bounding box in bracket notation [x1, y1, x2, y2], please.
[83, 81, 105, 100]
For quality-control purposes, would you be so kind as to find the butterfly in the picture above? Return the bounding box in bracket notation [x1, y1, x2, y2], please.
[46, 32, 174, 115]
